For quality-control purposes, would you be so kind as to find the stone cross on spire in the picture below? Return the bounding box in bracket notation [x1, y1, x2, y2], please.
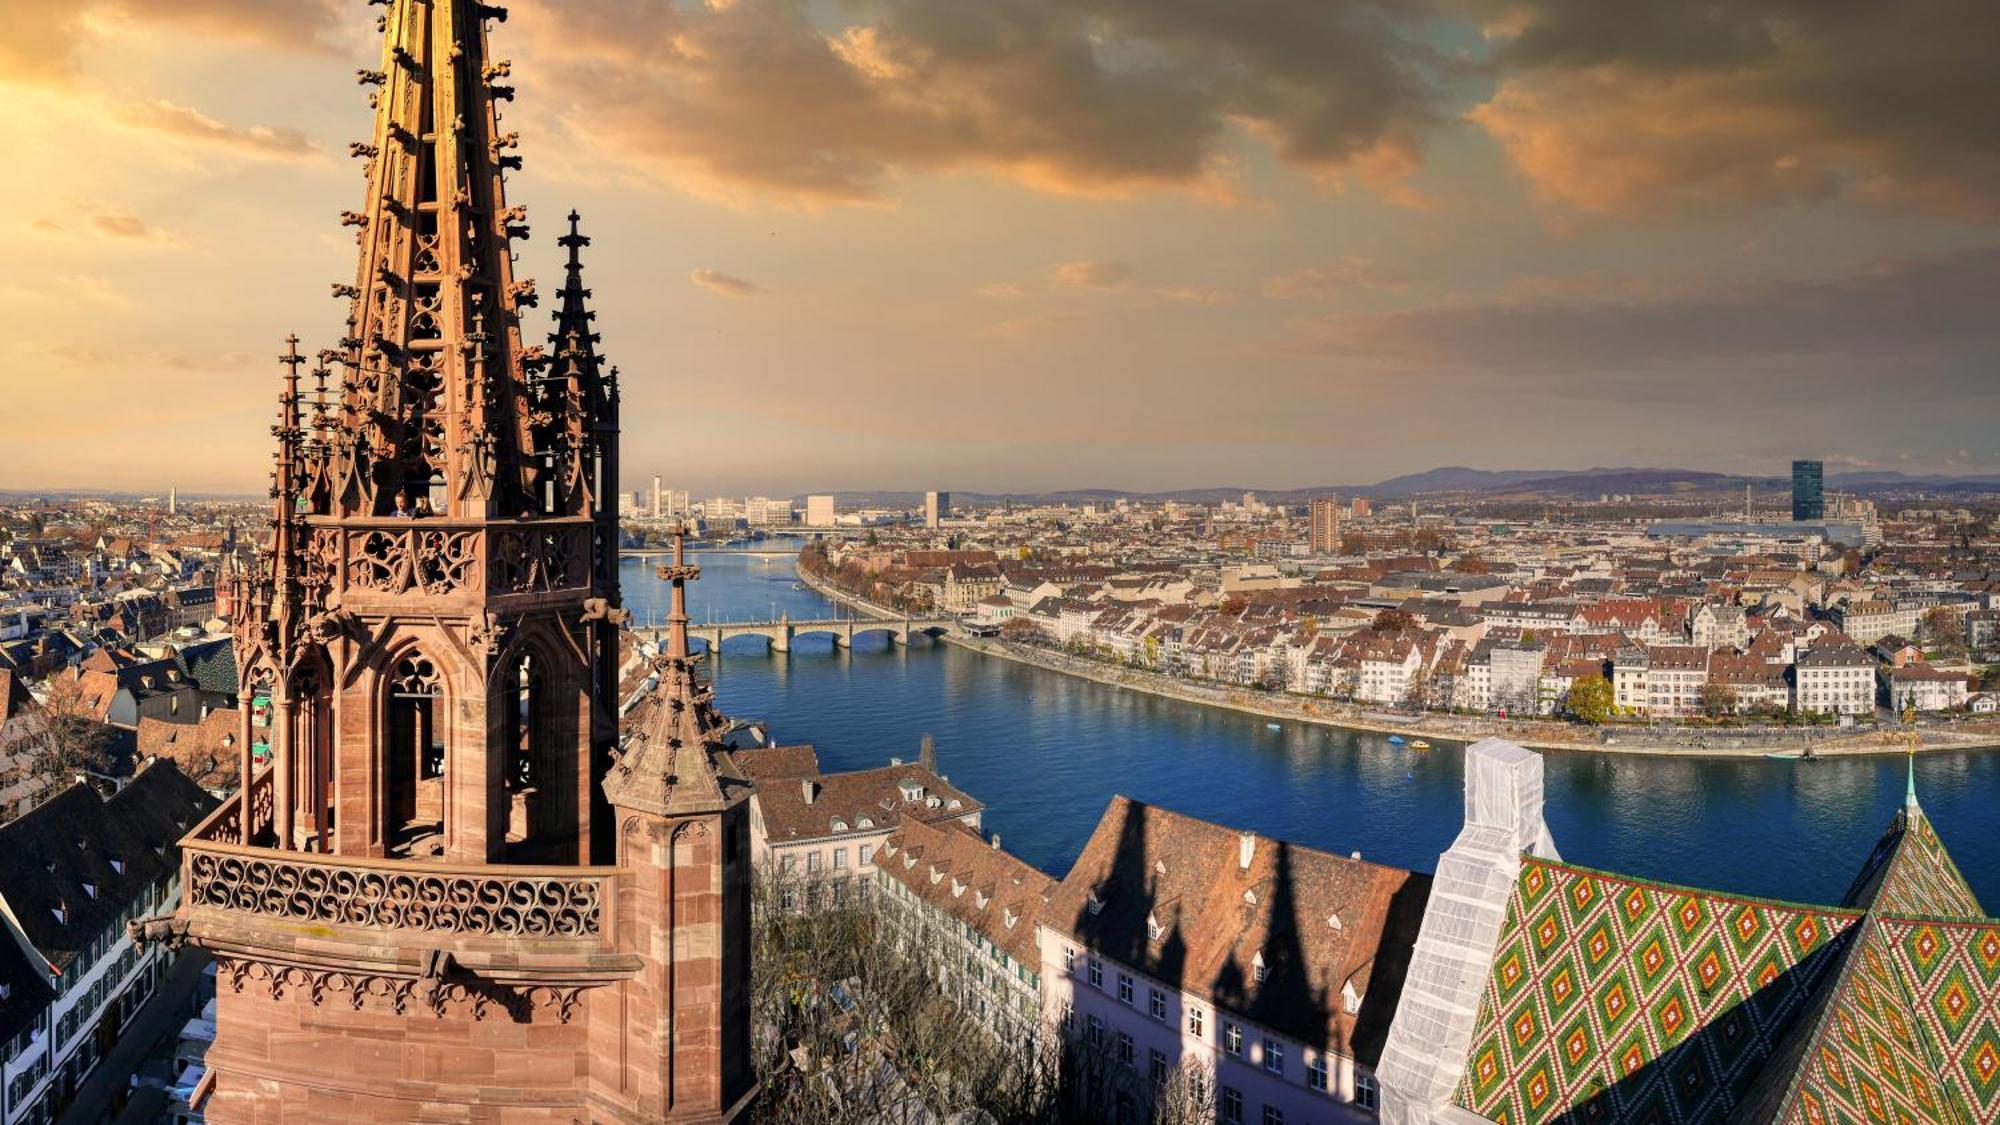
[602, 524, 734, 816]
[658, 520, 700, 661]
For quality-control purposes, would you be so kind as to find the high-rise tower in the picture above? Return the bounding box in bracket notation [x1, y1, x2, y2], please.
[168, 2, 753, 1119]
[1309, 495, 1341, 553]
[1792, 458, 1824, 521]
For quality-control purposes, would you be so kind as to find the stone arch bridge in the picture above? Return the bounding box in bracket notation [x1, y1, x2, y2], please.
[651, 614, 961, 654]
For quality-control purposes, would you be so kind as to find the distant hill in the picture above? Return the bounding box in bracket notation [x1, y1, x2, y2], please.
[790, 466, 2000, 509]
[1360, 466, 1560, 496]
[1489, 469, 1730, 496]
[1828, 471, 2000, 490]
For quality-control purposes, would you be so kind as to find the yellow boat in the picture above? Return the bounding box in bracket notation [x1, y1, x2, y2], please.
[1409, 739, 1432, 751]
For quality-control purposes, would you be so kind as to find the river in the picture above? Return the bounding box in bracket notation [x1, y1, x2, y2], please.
[623, 552, 2000, 908]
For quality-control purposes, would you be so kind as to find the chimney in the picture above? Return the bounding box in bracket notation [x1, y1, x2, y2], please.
[1238, 832, 1255, 870]
[801, 778, 816, 805]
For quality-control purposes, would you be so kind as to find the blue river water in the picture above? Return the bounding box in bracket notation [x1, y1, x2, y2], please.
[624, 552, 2000, 910]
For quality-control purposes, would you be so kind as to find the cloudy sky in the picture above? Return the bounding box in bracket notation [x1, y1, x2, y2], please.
[1, 0, 1996, 496]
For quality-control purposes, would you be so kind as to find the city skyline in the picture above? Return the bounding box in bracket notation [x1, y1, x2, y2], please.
[3, 0, 1998, 495]
[2, 4, 1996, 1123]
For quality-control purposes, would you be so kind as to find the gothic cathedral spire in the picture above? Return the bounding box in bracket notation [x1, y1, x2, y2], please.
[180, 4, 752, 1120]
[329, 0, 541, 519]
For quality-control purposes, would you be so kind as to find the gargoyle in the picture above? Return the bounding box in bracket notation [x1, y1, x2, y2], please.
[126, 915, 190, 951]
[579, 597, 629, 625]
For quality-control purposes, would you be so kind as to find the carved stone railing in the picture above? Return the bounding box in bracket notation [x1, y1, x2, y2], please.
[186, 848, 607, 940]
[303, 517, 593, 602]
[189, 765, 276, 847]
[182, 768, 618, 951]
[489, 523, 590, 595]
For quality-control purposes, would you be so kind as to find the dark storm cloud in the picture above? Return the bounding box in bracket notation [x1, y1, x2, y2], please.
[1469, 0, 2000, 217]
[514, 0, 1445, 203]
[1292, 248, 2000, 371]
[509, 0, 2000, 218]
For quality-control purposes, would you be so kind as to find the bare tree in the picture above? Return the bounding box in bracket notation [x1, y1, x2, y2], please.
[750, 865, 1062, 1124]
[25, 674, 114, 785]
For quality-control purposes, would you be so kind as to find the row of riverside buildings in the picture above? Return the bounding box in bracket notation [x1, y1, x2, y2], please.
[742, 724, 1999, 1125]
[844, 543, 1994, 720]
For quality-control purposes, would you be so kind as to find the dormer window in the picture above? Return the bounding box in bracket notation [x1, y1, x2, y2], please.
[109, 858, 125, 876]
[951, 878, 965, 897]
[1342, 980, 1364, 1015]
[974, 891, 988, 909]
[926, 796, 942, 809]
[1147, 912, 1163, 943]
[946, 799, 962, 810]
[1086, 889, 1105, 916]
[51, 903, 67, 925]
[857, 817, 874, 829]
[1243, 889, 1258, 906]
[82, 882, 97, 900]
[1326, 912, 1343, 931]
[1252, 952, 1268, 984]
[929, 867, 943, 885]
[831, 818, 849, 833]
[1004, 909, 1018, 929]
[903, 854, 916, 870]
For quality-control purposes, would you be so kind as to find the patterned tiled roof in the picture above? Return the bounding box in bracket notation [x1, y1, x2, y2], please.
[1844, 808, 1985, 921]
[1767, 917, 1967, 1125]
[1878, 917, 2000, 1121]
[1744, 794, 1993, 1125]
[1442, 782, 2000, 1125]
[1456, 857, 1859, 1124]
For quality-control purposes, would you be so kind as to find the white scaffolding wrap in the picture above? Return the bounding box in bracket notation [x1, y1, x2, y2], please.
[1375, 740, 1559, 1125]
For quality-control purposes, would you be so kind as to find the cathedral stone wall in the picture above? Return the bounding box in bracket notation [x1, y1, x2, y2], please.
[205, 961, 594, 1122]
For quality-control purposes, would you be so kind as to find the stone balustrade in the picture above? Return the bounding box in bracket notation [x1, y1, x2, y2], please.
[301, 516, 595, 602]
[182, 770, 619, 950]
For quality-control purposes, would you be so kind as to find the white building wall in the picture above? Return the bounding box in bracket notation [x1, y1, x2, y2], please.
[1038, 930, 1379, 1124]
[2, 877, 180, 1125]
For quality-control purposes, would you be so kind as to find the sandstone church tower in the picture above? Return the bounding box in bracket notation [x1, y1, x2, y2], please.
[170, 0, 754, 1119]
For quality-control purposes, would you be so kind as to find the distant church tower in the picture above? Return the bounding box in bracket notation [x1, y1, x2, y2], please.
[171, 1, 754, 1119]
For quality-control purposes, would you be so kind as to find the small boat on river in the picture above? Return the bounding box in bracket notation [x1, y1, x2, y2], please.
[1387, 734, 1407, 746]
[1409, 739, 1432, 751]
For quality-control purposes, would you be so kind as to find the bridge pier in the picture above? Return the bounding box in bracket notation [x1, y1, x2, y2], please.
[770, 626, 791, 654]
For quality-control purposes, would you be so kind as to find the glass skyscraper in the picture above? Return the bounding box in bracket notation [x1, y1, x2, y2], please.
[1792, 459, 1824, 520]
